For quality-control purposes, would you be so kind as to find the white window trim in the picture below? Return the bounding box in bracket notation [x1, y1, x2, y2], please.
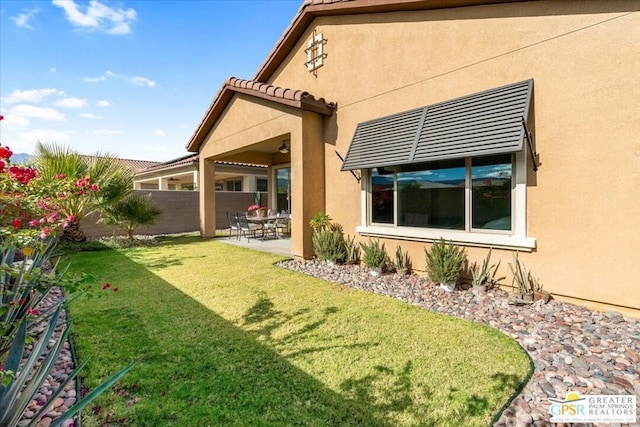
[358, 149, 535, 251]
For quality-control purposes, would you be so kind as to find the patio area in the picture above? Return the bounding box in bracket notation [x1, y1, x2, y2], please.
[216, 233, 292, 257]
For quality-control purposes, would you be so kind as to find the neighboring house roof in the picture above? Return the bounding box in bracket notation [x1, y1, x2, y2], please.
[79, 155, 162, 173]
[135, 154, 267, 178]
[186, 0, 529, 153]
[186, 77, 334, 152]
[116, 158, 163, 173]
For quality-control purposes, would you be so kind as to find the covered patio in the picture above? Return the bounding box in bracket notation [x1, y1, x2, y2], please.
[187, 77, 335, 259]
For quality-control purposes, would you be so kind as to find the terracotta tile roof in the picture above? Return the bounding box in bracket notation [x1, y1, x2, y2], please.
[186, 78, 334, 152]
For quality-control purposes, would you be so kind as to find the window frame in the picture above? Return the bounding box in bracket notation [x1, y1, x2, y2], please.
[358, 149, 535, 250]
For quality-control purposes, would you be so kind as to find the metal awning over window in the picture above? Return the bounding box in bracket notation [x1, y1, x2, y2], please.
[341, 80, 533, 171]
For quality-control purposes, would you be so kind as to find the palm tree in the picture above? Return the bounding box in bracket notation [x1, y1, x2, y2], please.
[34, 142, 134, 242]
[101, 193, 163, 240]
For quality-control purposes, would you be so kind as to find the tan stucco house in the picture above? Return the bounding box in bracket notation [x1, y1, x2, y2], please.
[186, 0, 640, 315]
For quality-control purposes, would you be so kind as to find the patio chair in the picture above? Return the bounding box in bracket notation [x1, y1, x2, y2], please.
[236, 213, 262, 242]
[275, 213, 290, 238]
[262, 216, 278, 240]
[226, 212, 239, 239]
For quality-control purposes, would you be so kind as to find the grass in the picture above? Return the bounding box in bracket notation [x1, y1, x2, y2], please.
[65, 235, 531, 426]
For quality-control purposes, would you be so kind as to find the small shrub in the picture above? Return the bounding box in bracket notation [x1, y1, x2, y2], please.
[100, 193, 163, 240]
[312, 228, 346, 263]
[424, 238, 467, 284]
[470, 248, 501, 289]
[394, 245, 410, 272]
[360, 239, 389, 270]
[344, 235, 360, 264]
[508, 253, 542, 295]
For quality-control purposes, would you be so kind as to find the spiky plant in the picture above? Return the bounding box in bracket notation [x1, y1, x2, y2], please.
[424, 238, 467, 284]
[101, 193, 163, 240]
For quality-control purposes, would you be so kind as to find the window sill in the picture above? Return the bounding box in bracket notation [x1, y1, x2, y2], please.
[356, 225, 536, 251]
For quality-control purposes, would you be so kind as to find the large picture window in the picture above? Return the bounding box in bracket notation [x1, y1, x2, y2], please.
[369, 154, 513, 233]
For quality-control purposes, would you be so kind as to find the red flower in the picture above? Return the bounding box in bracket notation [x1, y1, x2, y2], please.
[27, 308, 40, 317]
[0, 159, 5, 173]
[113, 287, 119, 292]
[102, 283, 111, 290]
[0, 145, 12, 159]
[8, 165, 36, 185]
[89, 183, 99, 192]
[13, 218, 22, 229]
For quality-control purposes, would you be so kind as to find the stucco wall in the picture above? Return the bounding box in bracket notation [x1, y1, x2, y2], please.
[197, 1, 640, 312]
[82, 190, 257, 237]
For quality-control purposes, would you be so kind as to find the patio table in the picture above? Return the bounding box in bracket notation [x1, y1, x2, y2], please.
[248, 215, 290, 240]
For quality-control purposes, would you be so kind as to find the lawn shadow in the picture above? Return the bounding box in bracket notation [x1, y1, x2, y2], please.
[69, 242, 530, 426]
[242, 293, 380, 360]
[70, 250, 396, 426]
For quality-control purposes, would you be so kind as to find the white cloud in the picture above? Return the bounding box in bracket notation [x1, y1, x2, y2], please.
[8, 105, 65, 121]
[80, 113, 101, 119]
[54, 97, 88, 108]
[0, 114, 30, 128]
[93, 129, 121, 135]
[86, 70, 155, 87]
[49, 67, 57, 73]
[153, 129, 165, 137]
[12, 9, 40, 29]
[1, 88, 60, 104]
[131, 76, 155, 88]
[52, 0, 137, 35]
[84, 75, 106, 82]
[20, 129, 70, 143]
[96, 100, 110, 107]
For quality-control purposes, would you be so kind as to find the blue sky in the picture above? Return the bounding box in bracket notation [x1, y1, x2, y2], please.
[0, 0, 302, 161]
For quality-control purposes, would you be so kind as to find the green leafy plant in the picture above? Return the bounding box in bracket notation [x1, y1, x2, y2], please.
[33, 142, 134, 242]
[508, 253, 542, 296]
[424, 238, 467, 285]
[101, 193, 163, 240]
[360, 239, 389, 270]
[312, 228, 346, 263]
[309, 213, 333, 232]
[470, 248, 501, 289]
[344, 235, 360, 265]
[394, 245, 410, 272]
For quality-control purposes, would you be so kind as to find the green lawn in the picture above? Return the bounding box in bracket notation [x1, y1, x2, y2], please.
[66, 236, 531, 426]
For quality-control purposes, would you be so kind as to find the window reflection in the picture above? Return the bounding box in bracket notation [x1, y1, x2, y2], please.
[371, 167, 394, 224]
[398, 160, 465, 230]
[472, 155, 512, 230]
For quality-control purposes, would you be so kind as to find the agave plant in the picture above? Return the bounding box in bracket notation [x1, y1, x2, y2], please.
[0, 240, 134, 427]
[0, 306, 133, 427]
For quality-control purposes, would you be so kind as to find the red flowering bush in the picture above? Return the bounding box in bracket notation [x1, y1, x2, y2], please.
[0, 115, 132, 426]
